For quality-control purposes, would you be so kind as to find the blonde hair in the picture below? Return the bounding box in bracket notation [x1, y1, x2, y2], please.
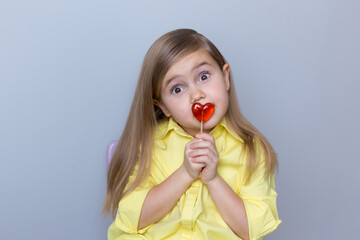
[103, 29, 278, 217]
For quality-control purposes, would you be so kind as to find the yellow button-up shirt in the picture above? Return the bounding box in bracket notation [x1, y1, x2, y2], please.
[108, 117, 281, 240]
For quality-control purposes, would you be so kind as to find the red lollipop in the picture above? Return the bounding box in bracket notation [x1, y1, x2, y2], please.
[191, 102, 215, 132]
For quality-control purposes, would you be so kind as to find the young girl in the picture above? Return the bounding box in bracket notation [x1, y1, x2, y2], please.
[104, 29, 281, 240]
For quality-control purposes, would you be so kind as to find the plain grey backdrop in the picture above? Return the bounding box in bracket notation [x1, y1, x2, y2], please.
[1, 0, 359, 239]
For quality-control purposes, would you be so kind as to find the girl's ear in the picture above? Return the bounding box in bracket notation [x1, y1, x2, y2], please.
[153, 99, 171, 117]
[222, 63, 230, 91]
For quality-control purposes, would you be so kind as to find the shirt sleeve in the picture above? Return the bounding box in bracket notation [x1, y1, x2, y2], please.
[112, 167, 156, 235]
[240, 141, 281, 240]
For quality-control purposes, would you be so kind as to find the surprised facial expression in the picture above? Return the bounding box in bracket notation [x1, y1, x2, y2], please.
[156, 48, 230, 138]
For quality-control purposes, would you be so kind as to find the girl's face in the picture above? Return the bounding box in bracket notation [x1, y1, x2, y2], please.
[155, 48, 230, 137]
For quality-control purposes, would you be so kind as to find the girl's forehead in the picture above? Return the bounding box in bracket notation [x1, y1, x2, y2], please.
[175, 49, 215, 66]
[163, 49, 217, 80]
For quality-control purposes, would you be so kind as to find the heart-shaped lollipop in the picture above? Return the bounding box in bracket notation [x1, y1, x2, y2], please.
[192, 102, 215, 132]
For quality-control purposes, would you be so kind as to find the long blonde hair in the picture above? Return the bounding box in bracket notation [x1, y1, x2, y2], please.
[103, 29, 277, 217]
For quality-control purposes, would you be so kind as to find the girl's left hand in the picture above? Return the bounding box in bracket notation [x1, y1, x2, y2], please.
[189, 132, 219, 184]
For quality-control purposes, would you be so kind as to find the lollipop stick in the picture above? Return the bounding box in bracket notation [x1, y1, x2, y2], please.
[200, 112, 204, 133]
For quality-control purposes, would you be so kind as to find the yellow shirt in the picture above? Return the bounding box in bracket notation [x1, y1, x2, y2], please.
[108, 117, 281, 240]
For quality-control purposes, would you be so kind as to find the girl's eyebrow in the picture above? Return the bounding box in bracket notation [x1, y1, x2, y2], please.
[163, 61, 212, 88]
[193, 61, 212, 71]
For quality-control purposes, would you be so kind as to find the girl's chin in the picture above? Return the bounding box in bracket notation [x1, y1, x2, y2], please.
[180, 117, 219, 135]
[203, 117, 220, 128]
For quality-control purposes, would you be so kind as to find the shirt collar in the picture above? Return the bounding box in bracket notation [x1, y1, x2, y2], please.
[155, 117, 244, 143]
[155, 117, 193, 140]
[210, 117, 244, 143]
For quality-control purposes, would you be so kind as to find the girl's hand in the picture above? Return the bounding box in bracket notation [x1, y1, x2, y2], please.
[189, 133, 219, 184]
[182, 138, 206, 181]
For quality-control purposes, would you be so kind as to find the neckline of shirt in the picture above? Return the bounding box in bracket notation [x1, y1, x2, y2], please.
[154, 117, 244, 143]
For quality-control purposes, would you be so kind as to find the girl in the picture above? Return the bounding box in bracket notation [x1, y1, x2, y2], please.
[104, 29, 281, 240]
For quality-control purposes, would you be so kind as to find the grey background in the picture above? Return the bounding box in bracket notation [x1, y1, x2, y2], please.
[1, 0, 359, 239]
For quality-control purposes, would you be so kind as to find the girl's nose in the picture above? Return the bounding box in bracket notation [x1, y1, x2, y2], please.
[190, 87, 205, 103]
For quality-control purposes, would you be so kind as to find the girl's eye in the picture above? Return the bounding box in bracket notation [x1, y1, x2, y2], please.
[171, 86, 183, 94]
[200, 72, 210, 81]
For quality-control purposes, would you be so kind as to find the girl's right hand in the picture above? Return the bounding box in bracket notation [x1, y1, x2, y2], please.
[182, 138, 206, 180]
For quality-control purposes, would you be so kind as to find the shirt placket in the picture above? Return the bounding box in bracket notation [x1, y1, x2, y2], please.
[181, 180, 201, 240]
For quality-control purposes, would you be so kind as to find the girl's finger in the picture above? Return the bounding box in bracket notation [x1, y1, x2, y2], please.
[193, 162, 205, 169]
[190, 140, 212, 149]
[190, 141, 218, 157]
[191, 156, 211, 164]
[195, 133, 215, 144]
[189, 148, 213, 158]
